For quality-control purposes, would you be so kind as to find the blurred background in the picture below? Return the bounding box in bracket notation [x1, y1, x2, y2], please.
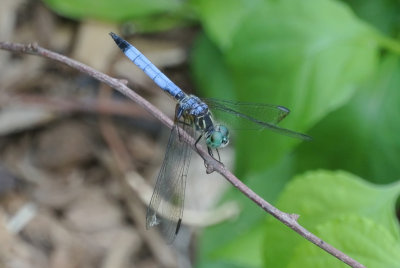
[0, 0, 400, 267]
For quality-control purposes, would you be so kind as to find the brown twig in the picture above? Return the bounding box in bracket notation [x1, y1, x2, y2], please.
[0, 41, 365, 268]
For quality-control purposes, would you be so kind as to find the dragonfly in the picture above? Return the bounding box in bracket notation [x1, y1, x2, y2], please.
[109, 32, 311, 243]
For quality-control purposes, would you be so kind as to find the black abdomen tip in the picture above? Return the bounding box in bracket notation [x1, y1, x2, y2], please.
[109, 32, 129, 52]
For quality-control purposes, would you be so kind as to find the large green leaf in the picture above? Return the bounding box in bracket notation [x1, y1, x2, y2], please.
[289, 216, 400, 268]
[295, 55, 400, 184]
[279, 170, 400, 237]
[263, 170, 400, 267]
[225, 0, 378, 174]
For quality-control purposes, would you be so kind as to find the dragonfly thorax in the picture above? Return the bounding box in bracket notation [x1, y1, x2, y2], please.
[177, 96, 230, 149]
[177, 95, 208, 118]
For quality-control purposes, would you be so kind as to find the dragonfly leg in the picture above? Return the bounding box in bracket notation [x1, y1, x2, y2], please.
[175, 218, 182, 235]
[195, 134, 213, 167]
[215, 148, 221, 162]
[174, 104, 186, 142]
[207, 146, 214, 158]
[177, 120, 192, 127]
[207, 146, 223, 164]
[175, 118, 190, 142]
[194, 133, 203, 151]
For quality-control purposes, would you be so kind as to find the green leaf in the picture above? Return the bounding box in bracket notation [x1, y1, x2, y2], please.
[42, 0, 186, 22]
[279, 170, 400, 237]
[191, 0, 263, 50]
[263, 170, 400, 267]
[190, 33, 235, 100]
[225, 0, 379, 174]
[295, 55, 400, 184]
[340, 0, 400, 36]
[288, 216, 400, 268]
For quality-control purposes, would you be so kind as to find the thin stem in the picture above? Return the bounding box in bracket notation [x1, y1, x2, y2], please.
[0, 41, 365, 268]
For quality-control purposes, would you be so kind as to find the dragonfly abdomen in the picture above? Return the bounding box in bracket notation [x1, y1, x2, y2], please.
[110, 32, 185, 101]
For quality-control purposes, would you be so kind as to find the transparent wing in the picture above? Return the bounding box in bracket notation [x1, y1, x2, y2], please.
[204, 98, 311, 141]
[146, 118, 194, 244]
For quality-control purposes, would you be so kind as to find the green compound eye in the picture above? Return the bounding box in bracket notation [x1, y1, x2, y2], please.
[218, 125, 229, 139]
[207, 132, 223, 148]
[206, 125, 229, 148]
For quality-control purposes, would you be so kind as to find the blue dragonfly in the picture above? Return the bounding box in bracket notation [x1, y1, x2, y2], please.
[109, 32, 311, 243]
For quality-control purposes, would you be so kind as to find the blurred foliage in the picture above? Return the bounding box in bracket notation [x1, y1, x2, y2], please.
[42, 0, 400, 266]
[295, 55, 400, 184]
[195, 0, 378, 174]
[339, 0, 400, 36]
[42, 0, 195, 32]
[190, 0, 400, 266]
[43, 0, 181, 20]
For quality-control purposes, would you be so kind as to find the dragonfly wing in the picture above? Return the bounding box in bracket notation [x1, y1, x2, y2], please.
[146, 119, 194, 243]
[204, 98, 311, 141]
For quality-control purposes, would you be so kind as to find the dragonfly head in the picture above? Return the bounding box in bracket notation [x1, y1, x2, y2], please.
[206, 125, 229, 149]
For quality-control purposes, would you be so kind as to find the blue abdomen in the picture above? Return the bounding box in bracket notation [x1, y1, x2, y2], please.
[110, 33, 185, 101]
